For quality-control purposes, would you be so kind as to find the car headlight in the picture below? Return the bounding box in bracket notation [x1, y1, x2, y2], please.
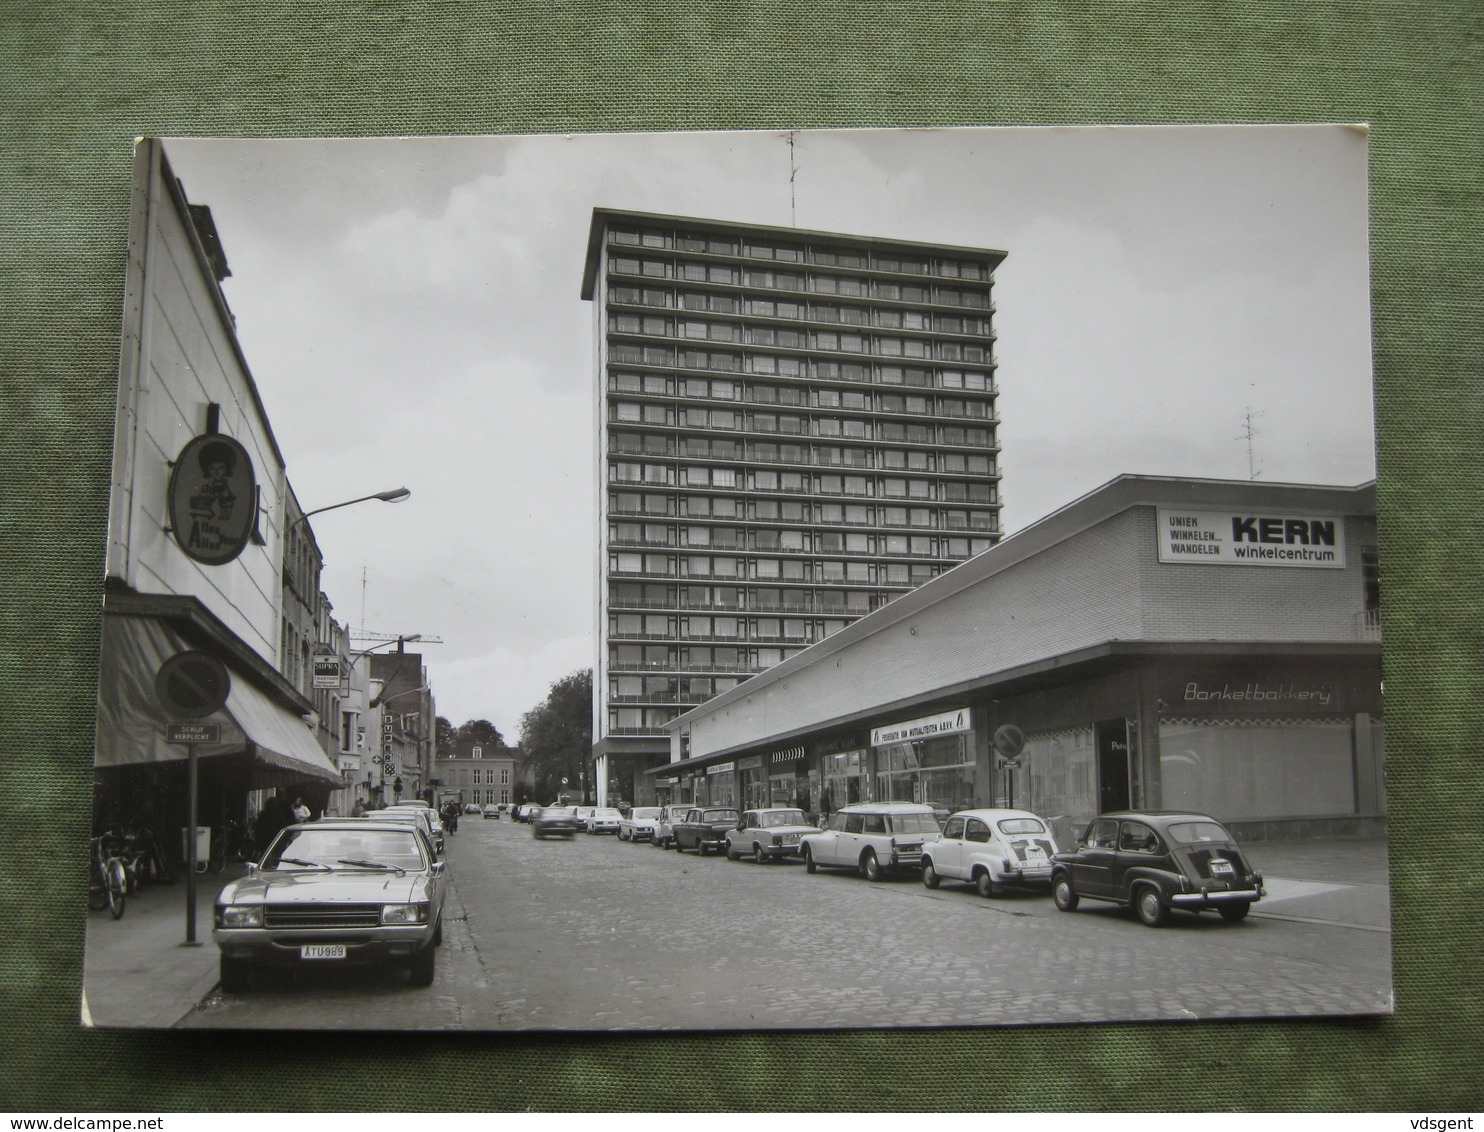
[216, 904, 263, 928]
[381, 902, 430, 925]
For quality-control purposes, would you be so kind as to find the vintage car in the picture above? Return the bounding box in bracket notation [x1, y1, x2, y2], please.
[672, 807, 741, 855]
[651, 803, 697, 849]
[481, 804, 500, 819]
[920, 808, 1059, 896]
[618, 806, 662, 842]
[800, 801, 940, 881]
[582, 806, 623, 835]
[1050, 811, 1264, 926]
[513, 803, 539, 823]
[213, 820, 447, 991]
[724, 807, 817, 863]
[531, 805, 581, 840]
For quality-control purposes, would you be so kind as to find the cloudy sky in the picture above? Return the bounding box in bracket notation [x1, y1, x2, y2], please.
[163, 125, 1375, 739]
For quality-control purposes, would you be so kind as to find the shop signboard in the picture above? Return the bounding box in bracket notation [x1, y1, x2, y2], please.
[871, 708, 972, 747]
[312, 655, 341, 689]
[707, 761, 735, 775]
[1157, 507, 1346, 568]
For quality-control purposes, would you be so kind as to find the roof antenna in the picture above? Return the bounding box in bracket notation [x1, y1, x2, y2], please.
[788, 130, 798, 227]
[1238, 407, 1264, 480]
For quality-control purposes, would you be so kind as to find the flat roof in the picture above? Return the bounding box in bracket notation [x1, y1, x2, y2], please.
[581, 207, 1009, 299]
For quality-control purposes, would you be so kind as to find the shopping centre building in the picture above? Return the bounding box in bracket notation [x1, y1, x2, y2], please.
[654, 474, 1384, 843]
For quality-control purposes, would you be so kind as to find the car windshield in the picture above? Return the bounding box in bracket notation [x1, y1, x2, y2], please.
[1166, 820, 1234, 845]
[667, 806, 690, 818]
[595, 808, 621, 817]
[757, 810, 807, 828]
[544, 807, 577, 816]
[997, 817, 1046, 835]
[702, 809, 739, 822]
[631, 808, 661, 819]
[887, 813, 940, 834]
[263, 827, 426, 871]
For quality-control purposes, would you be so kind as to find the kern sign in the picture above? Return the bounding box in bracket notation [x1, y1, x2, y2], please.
[1157, 508, 1346, 569]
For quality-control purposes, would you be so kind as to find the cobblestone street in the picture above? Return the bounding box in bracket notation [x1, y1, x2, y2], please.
[183, 814, 1391, 1030]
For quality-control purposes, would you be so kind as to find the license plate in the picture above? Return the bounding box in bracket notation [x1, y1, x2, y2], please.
[1023, 848, 1047, 863]
[301, 944, 346, 960]
[1209, 859, 1235, 877]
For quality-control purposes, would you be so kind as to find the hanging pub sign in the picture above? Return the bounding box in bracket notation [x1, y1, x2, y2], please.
[167, 433, 256, 565]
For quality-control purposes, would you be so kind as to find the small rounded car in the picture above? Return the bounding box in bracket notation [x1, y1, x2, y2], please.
[724, 807, 817, 863]
[799, 801, 940, 881]
[214, 820, 446, 991]
[920, 808, 1059, 896]
[618, 806, 662, 842]
[481, 804, 500, 819]
[1050, 810, 1264, 926]
[650, 803, 696, 849]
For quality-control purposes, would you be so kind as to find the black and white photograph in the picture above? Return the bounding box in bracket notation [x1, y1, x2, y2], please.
[82, 124, 1389, 1032]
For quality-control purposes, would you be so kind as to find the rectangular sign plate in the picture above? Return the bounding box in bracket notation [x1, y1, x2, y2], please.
[301, 944, 347, 960]
[165, 722, 221, 743]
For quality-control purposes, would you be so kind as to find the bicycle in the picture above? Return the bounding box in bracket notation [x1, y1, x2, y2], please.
[88, 835, 127, 919]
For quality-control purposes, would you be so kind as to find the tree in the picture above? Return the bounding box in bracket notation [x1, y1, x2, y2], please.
[518, 669, 593, 802]
[435, 715, 456, 758]
[451, 719, 505, 758]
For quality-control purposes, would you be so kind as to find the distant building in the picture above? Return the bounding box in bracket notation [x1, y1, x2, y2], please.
[662, 474, 1384, 843]
[436, 748, 517, 808]
[582, 209, 1007, 805]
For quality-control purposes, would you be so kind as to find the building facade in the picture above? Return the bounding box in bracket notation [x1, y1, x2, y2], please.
[435, 750, 518, 808]
[95, 140, 343, 849]
[368, 650, 435, 804]
[661, 475, 1384, 843]
[582, 209, 1008, 805]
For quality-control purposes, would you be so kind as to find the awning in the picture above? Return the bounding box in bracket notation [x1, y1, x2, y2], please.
[95, 612, 342, 786]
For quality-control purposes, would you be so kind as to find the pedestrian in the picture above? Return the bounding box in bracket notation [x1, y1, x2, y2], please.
[818, 785, 833, 827]
[254, 791, 292, 850]
[291, 796, 311, 823]
[351, 797, 367, 818]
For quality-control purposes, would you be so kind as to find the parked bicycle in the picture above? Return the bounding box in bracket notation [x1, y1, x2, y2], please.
[89, 835, 127, 919]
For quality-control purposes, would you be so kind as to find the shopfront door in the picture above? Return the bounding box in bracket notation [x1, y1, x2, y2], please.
[1096, 719, 1131, 813]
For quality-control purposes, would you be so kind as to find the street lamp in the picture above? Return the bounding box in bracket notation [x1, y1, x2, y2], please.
[294, 486, 411, 528]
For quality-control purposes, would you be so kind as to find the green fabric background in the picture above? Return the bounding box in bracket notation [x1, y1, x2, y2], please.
[2, 1, 1481, 1113]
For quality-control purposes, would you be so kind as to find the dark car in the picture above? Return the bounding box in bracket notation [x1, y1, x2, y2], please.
[1050, 811, 1264, 926]
[213, 820, 447, 990]
[531, 805, 580, 840]
[672, 807, 740, 856]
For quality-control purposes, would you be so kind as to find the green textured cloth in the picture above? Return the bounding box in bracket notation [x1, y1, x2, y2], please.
[2, 1, 1481, 1113]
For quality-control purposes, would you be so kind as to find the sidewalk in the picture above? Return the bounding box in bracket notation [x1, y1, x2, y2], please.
[78, 837, 1393, 1029]
[80, 863, 248, 1030]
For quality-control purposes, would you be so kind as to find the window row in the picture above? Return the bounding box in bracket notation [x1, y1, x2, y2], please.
[610, 525, 982, 556]
[610, 372, 996, 405]
[608, 305, 993, 338]
[608, 491, 999, 531]
[610, 409, 993, 445]
[610, 643, 807, 671]
[608, 257, 992, 307]
[612, 436, 995, 475]
[611, 553, 953, 583]
[610, 614, 847, 642]
[611, 361, 992, 391]
[608, 583, 920, 614]
[610, 463, 996, 494]
[609, 340, 991, 370]
[609, 230, 993, 280]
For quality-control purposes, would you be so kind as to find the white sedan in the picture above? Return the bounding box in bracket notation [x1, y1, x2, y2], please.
[583, 807, 623, 834]
[618, 806, 662, 841]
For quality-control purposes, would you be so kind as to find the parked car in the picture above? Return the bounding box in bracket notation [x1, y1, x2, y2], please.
[672, 807, 741, 855]
[920, 808, 1059, 896]
[213, 819, 447, 991]
[481, 804, 500, 819]
[724, 807, 817, 863]
[618, 806, 662, 842]
[651, 804, 695, 849]
[513, 803, 538, 823]
[531, 805, 581, 840]
[800, 801, 940, 881]
[463, 803, 481, 814]
[1050, 811, 1264, 926]
[583, 806, 623, 835]
[373, 807, 444, 857]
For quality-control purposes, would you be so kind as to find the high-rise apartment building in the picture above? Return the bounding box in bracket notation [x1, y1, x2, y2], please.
[581, 209, 1007, 806]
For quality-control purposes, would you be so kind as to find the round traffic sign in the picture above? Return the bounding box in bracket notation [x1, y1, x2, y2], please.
[993, 724, 1026, 758]
[155, 651, 231, 719]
